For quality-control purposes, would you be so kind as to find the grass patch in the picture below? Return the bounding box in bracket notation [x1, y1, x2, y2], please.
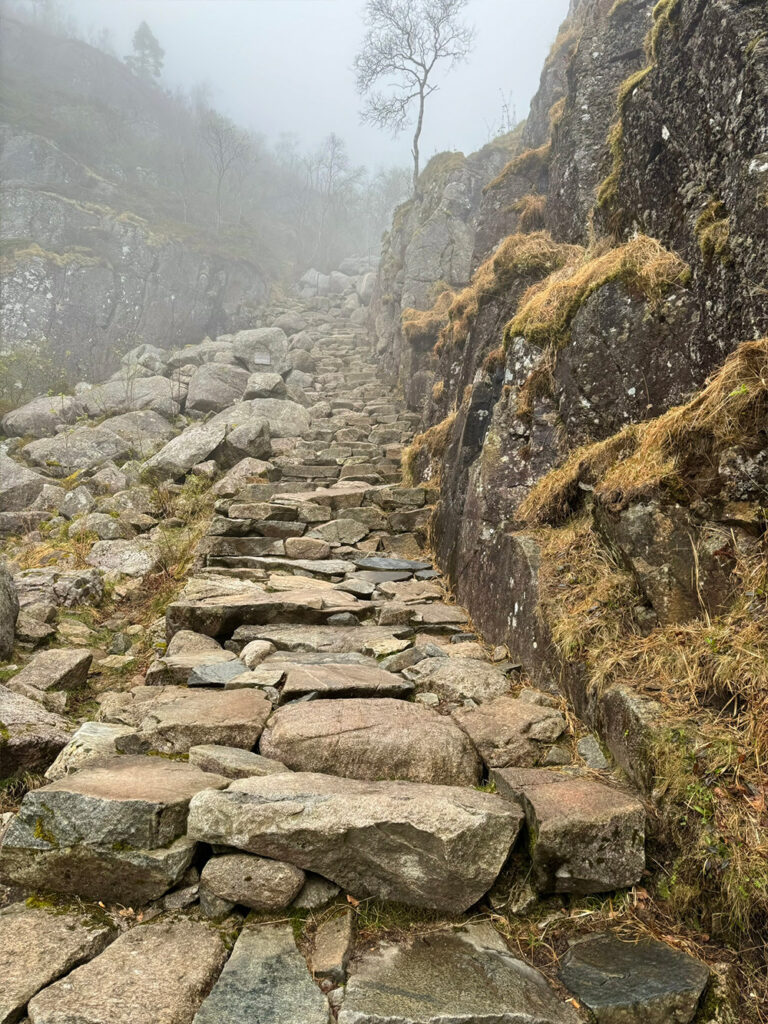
[402, 413, 458, 487]
[595, 66, 653, 218]
[512, 194, 548, 233]
[437, 232, 582, 355]
[504, 234, 689, 352]
[401, 290, 455, 348]
[647, 0, 683, 61]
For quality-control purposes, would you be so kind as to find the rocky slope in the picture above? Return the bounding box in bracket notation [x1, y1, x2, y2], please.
[370, 0, 768, 1014]
[0, 274, 722, 1022]
[0, 16, 268, 382]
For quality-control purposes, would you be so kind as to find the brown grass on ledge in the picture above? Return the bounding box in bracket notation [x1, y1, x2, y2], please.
[401, 290, 455, 347]
[402, 412, 458, 487]
[504, 234, 690, 352]
[512, 193, 548, 233]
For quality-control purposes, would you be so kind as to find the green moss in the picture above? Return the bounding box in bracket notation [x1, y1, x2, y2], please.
[0, 721, 9, 745]
[417, 151, 466, 191]
[473, 779, 497, 793]
[647, 0, 683, 61]
[33, 817, 58, 846]
[596, 66, 653, 217]
[695, 200, 732, 264]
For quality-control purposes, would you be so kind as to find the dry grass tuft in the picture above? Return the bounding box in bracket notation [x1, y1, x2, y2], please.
[596, 66, 653, 216]
[484, 144, 552, 194]
[402, 412, 458, 487]
[512, 194, 548, 233]
[597, 337, 768, 507]
[436, 232, 582, 355]
[505, 234, 689, 351]
[647, 0, 683, 61]
[515, 354, 557, 423]
[401, 290, 455, 348]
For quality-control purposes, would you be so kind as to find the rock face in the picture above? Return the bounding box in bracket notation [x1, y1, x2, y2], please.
[260, 698, 481, 785]
[339, 924, 580, 1024]
[0, 684, 71, 781]
[188, 771, 523, 912]
[26, 915, 229, 1024]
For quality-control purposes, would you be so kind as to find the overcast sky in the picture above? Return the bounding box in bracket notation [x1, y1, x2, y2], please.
[61, 0, 570, 169]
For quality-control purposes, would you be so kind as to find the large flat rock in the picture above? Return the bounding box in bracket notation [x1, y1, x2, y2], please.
[338, 923, 580, 1024]
[0, 757, 228, 904]
[0, 452, 47, 511]
[280, 662, 413, 701]
[188, 771, 523, 912]
[193, 922, 328, 1024]
[166, 588, 370, 639]
[27, 916, 228, 1024]
[0, 685, 71, 782]
[100, 686, 272, 752]
[0, 903, 114, 1024]
[405, 657, 512, 702]
[235, 624, 412, 655]
[559, 931, 709, 1024]
[260, 698, 481, 785]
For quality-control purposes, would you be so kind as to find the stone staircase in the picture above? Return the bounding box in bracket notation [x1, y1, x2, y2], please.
[0, 307, 712, 1023]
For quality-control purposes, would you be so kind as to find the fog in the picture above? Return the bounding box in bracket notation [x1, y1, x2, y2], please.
[64, 0, 570, 167]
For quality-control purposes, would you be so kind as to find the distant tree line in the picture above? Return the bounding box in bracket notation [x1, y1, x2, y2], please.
[3, 1, 411, 272]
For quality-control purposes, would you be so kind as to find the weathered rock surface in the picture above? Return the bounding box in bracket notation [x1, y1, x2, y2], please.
[405, 657, 511, 702]
[452, 696, 566, 768]
[188, 771, 523, 911]
[492, 769, 646, 894]
[260, 698, 481, 785]
[43, 722, 140, 781]
[9, 649, 92, 693]
[339, 923, 580, 1024]
[200, 853, 305, 910]
[279, 662, 414, 701]
[193, 922, 329, 1024]
[559, 932, 710, 1024]
[0, 902, 115, 1024]
[0, 561, 19, 659]
[0, 685, 71, 781]
[189, 743, 288, 779]
[27, 916, 229, 1024]
[99, 686, 272, 753]
[0, 453, 47, 511]
[310, 908, 354, 985]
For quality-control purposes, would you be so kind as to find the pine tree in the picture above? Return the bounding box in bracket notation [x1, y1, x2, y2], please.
[125, 21, 164, 81]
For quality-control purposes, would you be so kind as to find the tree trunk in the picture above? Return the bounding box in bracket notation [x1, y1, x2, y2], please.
[412, 87, 426, 193]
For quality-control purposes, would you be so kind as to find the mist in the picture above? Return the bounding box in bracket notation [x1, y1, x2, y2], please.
[62, 0, 570, 167]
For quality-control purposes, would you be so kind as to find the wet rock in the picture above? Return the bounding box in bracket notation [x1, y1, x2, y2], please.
[193, 921, 329, 1024]
[559, 931, 709, 1024]
[9, 649, 91, 692]
[201, 852, 305, 910]
[27, 915, 228, 1024]
[0, 685, 70, 781]
[261, 697, 481, 785]
[188, 744, 288, 779]
[339, 923, 580, 1024]
[452, 696, 566, 768]
[188, 771, 522, 912]
[0, 902, 115, 1024]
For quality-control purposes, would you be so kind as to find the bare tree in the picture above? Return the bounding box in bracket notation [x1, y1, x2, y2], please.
[354, 0, 474, 191]
[200, 111, 250, 232]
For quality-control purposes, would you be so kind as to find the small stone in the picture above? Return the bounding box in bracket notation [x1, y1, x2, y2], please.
[577, 734, 609, 771]
[292, 873, 340, 909]
[188, 744, 289, 779]
[311, 907, 354, 984]
[240, 639, 277, 668]
[201, 852, 305, 910]
[199, 887, 236, 920]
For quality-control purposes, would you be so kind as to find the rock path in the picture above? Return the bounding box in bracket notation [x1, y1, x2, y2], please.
[0, 302, 710, 1022]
